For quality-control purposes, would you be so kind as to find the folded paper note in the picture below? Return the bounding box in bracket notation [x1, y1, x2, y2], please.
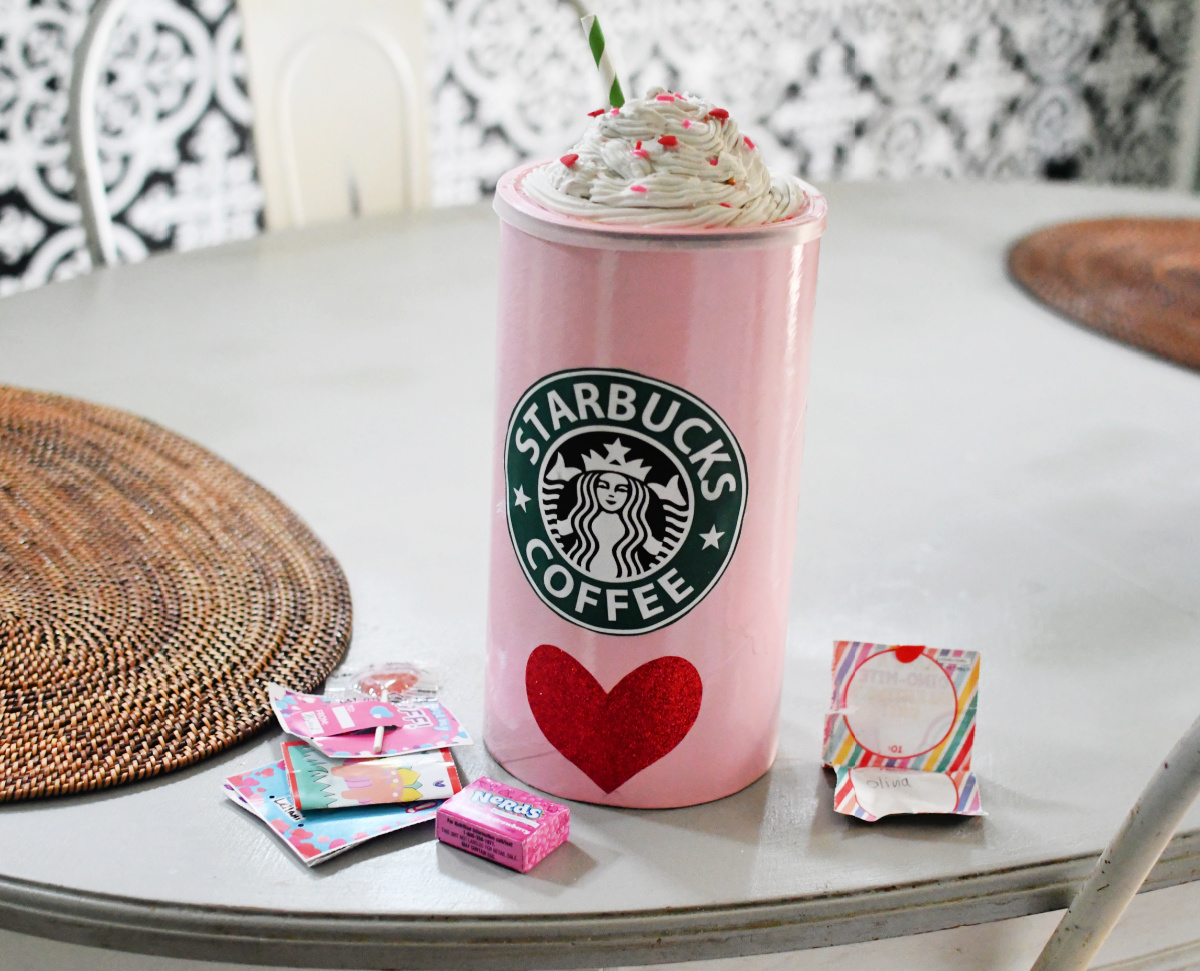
[832, 766, 983, 822]
[436, 776, 570, 873]
[223, 760, 440, 866]
[281, 742, 462, 811]
[822, 641, 982, 820]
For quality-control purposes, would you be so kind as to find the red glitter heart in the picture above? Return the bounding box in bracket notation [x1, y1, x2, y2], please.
[525, 645, 702, 794]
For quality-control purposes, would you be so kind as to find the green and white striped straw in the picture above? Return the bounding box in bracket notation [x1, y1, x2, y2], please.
[580, 13, 625, 108]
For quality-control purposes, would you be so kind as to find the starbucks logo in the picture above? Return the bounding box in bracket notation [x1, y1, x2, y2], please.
[505, 368, 747, 635]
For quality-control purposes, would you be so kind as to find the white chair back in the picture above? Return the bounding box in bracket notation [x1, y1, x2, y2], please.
[237, 0, 430, 230]
[67, 0, 132, 268]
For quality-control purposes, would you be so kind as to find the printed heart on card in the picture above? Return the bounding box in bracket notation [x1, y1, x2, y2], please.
[525, 644, 703, 794]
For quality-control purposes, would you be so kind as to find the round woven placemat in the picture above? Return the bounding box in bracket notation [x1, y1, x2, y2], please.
[0, 386, 352, 802]
[1008, 218, 1200, 372]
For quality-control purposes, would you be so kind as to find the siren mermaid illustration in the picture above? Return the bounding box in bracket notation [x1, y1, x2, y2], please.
[541, 437, 690, 582]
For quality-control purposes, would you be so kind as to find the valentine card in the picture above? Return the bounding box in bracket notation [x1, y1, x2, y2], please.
[223, 759, 440, 866]
[822, 642, 979, 772]
[304, 701, 472, 759]
[281, 742, 462, 811]
[268, 683, 407, 738]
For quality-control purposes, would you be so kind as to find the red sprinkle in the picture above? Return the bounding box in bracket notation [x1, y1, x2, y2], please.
[708, 157, 719, 165]
[587, 108, 605, 117]
[631, 149, 649, 159]
[681, 119, 692, 129]
[656, 94, 675, 101]
[719, 203, 731, 207]
[709, 108, 729, 120]
[610, 108, 620, 115]
[636, 141, 642, 148]
[744, 136, 756, 149]
[630, 185, 648, 193]
[658, 135, 678, 147]
[560, 153, 579, 167]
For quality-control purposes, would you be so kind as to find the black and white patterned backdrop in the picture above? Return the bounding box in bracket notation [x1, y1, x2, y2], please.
[428, 0, 1195, 202]
[0, 0, 1195, 292]
[0, 0, 261, 294]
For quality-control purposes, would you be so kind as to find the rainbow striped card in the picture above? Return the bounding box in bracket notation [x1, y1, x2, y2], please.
[822, 641, 982, 821]
[822, 641, 979, 772]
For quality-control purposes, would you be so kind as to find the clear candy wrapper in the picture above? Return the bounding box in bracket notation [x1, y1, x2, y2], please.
[223, 760, 440, 866]
[281, 742, 462, 811]
[822, 641, 982, 821]
[324, 662, 439, 706]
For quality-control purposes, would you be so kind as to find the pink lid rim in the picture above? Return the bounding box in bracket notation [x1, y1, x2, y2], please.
[493, 160, 827, 250]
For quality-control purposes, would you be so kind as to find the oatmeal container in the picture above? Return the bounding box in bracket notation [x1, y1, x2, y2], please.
[485, 160, 827, 808]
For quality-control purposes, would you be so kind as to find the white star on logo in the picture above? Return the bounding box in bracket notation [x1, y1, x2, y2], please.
[513, 486, 531, 511]
[603, 439, 632, 464]
[700, 526, 725, 549]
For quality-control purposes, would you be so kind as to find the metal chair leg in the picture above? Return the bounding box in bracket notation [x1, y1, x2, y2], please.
[1032, 711, 1200, 971]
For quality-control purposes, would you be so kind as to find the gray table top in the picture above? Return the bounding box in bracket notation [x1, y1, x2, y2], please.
[1, 180, 1199, 970]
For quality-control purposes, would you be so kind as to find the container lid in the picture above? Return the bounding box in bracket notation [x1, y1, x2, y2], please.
[493, 160, 828, 251]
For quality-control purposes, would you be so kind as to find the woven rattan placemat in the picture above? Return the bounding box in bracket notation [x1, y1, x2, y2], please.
[0, 386, 352, 802]
[1008, 218, 1200, 372]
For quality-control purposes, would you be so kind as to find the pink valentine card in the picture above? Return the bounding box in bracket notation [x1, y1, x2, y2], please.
[223, 760, 440, 866]
[268, 683, 407, 738]
[305, 701, 472, 759]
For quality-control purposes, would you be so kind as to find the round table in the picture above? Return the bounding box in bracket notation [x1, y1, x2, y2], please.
[1, 182, 1199, 971]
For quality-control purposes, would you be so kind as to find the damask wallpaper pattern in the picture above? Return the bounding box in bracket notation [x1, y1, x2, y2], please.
[428, 0, 1195, 204]
[0, 0, 261, 294]
[0, 0, 1195, 291]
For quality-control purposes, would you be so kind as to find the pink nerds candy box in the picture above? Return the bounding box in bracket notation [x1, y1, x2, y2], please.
[436, 777, 569, 873]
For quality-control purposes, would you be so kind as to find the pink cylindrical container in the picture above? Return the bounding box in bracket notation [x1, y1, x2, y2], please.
[485, 160, 827, 808]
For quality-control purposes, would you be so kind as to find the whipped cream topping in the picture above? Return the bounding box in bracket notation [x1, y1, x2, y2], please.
[522, 87, 808, 228]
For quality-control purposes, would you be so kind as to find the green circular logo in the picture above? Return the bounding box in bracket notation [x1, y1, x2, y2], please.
[505, 368, 747, 635]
